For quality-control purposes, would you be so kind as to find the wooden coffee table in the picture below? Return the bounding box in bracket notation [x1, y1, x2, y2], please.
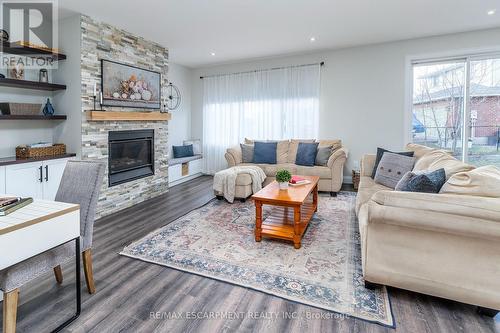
[252, 175, 319, 249]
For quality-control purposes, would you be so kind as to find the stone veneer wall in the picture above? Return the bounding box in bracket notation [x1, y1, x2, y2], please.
[80, 15, 169, 218]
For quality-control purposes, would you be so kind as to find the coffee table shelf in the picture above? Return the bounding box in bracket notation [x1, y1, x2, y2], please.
[252, 175, 319, 249]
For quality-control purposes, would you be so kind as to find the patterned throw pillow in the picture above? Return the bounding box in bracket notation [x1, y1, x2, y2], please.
[240, 143, 254, 163]
[395, 168, 446, 193]
[371, 148, 415, 178]
[253, 142, 277, 164]
[315, 145, 333, 166]
[374, 152, 416, 189]
[295, 142, 319, 166]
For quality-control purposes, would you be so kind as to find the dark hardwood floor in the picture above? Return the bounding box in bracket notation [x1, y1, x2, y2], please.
[1, 175, 498, 332]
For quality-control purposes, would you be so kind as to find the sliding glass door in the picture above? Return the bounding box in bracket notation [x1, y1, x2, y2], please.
[411, 54, 500, 167]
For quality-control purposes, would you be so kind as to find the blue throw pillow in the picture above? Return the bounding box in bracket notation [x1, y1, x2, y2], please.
[253, 142, 277, 164]
[295, 142, 319, 166]
[395, 168, 446, 193]
[173, 144, 194, 158]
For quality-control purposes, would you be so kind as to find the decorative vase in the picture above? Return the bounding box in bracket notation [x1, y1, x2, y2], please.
[39, 69, 48, 83]
[42, 98, 54, 116]
[278, 182, 289, 190]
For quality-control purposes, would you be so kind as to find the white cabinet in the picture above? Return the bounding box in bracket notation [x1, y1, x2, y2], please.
[42, 159, 68, 200]
[168, 157, 203, 186]
[4, 158, 70, 199]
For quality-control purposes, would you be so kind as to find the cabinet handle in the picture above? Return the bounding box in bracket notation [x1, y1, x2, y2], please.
[39, 165, 43, 182]
[45, 165, 49, 182]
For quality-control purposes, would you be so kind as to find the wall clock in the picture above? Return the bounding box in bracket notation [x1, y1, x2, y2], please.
[162, 82, 181, 111]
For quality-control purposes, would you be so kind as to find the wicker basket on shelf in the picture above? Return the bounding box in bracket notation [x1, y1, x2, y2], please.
[352, 169, 360, 191]
[16, 144, 66, 159]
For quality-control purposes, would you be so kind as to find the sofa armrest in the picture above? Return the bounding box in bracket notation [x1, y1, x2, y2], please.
[368, 191, 500, 240]
[327, 147, 348, 168]
[360, 154, 376, 177]
[225, 145, 242, 167]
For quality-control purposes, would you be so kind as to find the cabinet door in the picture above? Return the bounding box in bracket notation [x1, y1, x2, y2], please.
[5, 162, 43, 199]
[42, 159, 69, 200]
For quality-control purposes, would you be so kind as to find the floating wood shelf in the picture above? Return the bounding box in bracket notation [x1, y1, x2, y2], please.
[85, 110, 171, 121]
[1, 41, 66, 60]
[0, 78, 66, 91]
[0, 115, 67, 120]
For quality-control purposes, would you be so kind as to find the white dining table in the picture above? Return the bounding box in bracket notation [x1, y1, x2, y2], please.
[0, 199, 81, 333]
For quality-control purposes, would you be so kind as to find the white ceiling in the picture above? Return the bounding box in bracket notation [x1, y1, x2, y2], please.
[58, 0, 500, 68]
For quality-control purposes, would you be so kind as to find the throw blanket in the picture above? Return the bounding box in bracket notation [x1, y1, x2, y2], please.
[213, 166, 266, 203]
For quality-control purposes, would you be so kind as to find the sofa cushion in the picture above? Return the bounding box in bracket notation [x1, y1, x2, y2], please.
[295, 165, 331, 178]
[253, 142, 277, 164]
[371, 147, 415, 178]
[295, 142, 319, 166]
[405, 143, 437, 159]
[317, 139, 342, 151]
[355, 176, 392, 214]
[315, 145, 332, 166]
[414, 150, 474, 179]
[240, 163, 297, 177]
[440, 165, 500, 198]
[287, 139, 315, 163]
[240, 144, 254, 163]
[173, 144, 194, 158]
[395, 168, 446, 193]
[245, 139, 289, 164]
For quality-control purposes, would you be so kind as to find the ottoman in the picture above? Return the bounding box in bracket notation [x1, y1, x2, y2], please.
[215, 173, 253, 202]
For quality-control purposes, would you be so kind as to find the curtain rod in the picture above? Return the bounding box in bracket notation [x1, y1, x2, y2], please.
[199, 61, 324, 79]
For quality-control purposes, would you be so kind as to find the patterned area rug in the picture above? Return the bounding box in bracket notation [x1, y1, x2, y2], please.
[120, 192, 394, 327]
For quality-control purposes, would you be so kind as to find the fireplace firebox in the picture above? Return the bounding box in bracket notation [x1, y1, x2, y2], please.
[108, 129, 154, 186]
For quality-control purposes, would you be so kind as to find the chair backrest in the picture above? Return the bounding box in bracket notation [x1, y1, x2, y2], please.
[55, 160, 105, 250]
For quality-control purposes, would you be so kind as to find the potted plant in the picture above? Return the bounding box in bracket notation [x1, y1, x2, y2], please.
[276, 169, 292, 190]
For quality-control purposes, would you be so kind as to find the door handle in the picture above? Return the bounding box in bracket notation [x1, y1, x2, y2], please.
[39, 165, 43, 182]
[45, 165, 49, 181]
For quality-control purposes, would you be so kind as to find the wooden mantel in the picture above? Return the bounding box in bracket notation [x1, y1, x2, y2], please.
[85, 110, 171, 121]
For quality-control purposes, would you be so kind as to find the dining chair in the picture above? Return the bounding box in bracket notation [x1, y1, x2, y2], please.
[0, 160, 105, 333]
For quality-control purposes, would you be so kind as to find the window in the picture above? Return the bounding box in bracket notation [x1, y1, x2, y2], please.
[202, 64, 321, 174]
[411, 54, 500, 167]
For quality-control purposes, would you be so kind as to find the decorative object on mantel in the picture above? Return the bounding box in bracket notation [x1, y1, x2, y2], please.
[0, 102, 41, 115]
[42, 98, 55, 116]
[16, 143, 66, 159]
[0, 29, 9, 42]
[9, 62, 24, 80]
[161, 82, 181, 111]
[85, 110, 171, 121]
[39, 69, 48, 83]
[101, 59, 161, 109]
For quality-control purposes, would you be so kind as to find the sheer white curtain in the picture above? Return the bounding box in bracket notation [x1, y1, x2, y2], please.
[202, 64, 320, 174]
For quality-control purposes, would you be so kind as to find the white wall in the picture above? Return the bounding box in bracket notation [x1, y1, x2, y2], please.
[168, 62, 193, 158]
[53, 15, 82, 157]
[191, 27, 500, 177]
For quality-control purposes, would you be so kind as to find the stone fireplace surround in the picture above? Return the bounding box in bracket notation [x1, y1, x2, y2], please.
[80, 15, 169, 219]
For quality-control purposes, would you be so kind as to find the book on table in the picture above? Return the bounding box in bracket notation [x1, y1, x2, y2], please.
[289, 176, 311, 186]
[0, 197, 33, 216]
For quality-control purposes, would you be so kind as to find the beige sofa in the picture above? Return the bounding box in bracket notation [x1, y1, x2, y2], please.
[356, 143, 500, 315]
[225, 139, 348, 197]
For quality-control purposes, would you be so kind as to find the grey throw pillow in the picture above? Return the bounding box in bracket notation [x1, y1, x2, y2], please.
[374, 152, 416, 189]
[395, 168, 446, 193]
[315, 146, 333, 166]
[240, 143, 254, 163]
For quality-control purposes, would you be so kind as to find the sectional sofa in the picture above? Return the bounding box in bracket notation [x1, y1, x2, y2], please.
[356, 143, 500, 315]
